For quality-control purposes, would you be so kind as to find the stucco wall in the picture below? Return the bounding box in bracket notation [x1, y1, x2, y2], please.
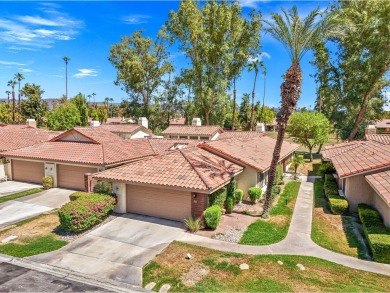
[236, 166, 258, 200]
[130, 130, 150, 139]
[371, 190, 390, 228]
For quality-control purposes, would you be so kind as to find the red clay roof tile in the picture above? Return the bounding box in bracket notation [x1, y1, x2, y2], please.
[366, 170, 390, 205]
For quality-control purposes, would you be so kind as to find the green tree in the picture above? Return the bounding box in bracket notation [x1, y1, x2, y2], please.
[5, 91, 11, 103]
[14, 73, 24, 112]
[47, 103, 81, 131]
[167, 0, 262, 125]
[109, 30, 173, 117]
[0, 103, 12, 124]
[261, 6, 328, 217]
[248, 60, 262, 131]
[292, 155, 305, 177]
[238, 93, 251, 130]
[70, 93, 89, 126]
[256, 105, 274, 125]
[90, 106, 107, 124]
[20, 83, 48, 126]
[287, 112, 331, 161]
[7, 79, 17, 124]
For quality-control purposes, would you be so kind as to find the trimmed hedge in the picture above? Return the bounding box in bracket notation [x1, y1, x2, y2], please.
[358, 204, 390, 264]
[204, 205, 222, 230]
[323, 174, 338, 198]
[226, 179, 236, 198]
[208, 188, 226, 207]
[42, 176, 53, 190]
[271, 185, 281, 200]
[59, 193, 116, 232]
[328, 194, 348, 215]
[319, 163, 335, 178]
[234, 189, 244, 203]
[226, 197, 234, 214]
[274, 164, 284, 185]
[93, 181, 112, 195]
[69, 191, 91, 201]
[248, 187, 262, 203]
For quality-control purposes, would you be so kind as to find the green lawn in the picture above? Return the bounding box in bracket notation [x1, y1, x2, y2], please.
[311, 179, 369, 259]
[239, 181, 301, 245]
[143, 241, 390, 292]
[0, 188, 42, 204]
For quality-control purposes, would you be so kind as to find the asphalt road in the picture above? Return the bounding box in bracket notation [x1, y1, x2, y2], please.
[0, 262, 111, 292]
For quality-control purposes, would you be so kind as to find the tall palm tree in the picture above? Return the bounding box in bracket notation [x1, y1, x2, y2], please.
[92, 92, 96, 107]
[109, 97, 114, 118]
[63, 57, 71, 100]
[14, 73, 24, 112]
[261, 6, 326, 217]
[5, 91, 11, 103]
[87, 94, 92, 107]
[248, 60, 260, 131]
[231, 77, 237, 130]
[259, 65, 267, 123]
[7, 80, 17, 124]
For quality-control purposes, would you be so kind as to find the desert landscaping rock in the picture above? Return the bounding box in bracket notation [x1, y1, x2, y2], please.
[215, 227, 245, 243]
[145, 282, 156, 290]
[181, 263, 210, 287]
[1, 235, 18, 243]
[296, 263, 305, 270]
[240, 263, 249, 270]
[186, 253, 192, 259]
[159, 283, 171, 293]
[277, 260, 283, 265]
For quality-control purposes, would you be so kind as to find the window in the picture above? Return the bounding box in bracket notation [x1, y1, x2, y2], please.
[179, 136, 188, 139]
[200, 136, 209, 140]
[189, 136, 198, 140]
[169, 135, 178, 139]
[258, 171, 268, 188]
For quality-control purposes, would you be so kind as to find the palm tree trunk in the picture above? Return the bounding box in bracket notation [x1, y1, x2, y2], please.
[262, 62, 302, 217]
[12, 89, 15, 124]
[18, 81, 21, 113]
[250, 71, 258, 131]
[65, 63, 68, 101]
[232, 78, 236, 130]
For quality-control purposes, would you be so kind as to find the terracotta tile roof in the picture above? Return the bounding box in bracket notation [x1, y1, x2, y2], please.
[161, 125, 223, 137]
[146, 138, 201, 154]
[105, 117, 124, 124]
[169, 117, 186, 125]
[0, 124, 38, 132]
[366, 170, 390, 205]
[200, 136, 300, 172]
[52, 127, 125, 144]
[99, 124, 152, 135]
[217, 131, 265, 140]
[322, 140, 390, 178]
[365, 134, 390, 144]
[94, 147, 243, 192]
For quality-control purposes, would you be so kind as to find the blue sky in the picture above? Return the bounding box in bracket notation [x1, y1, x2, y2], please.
[0, 1, 329, 108]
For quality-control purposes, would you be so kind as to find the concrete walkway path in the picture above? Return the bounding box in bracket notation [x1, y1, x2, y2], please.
[178, 177, 390, 276]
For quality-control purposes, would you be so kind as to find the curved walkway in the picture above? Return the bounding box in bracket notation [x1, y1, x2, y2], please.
[178, 178, 390, 276]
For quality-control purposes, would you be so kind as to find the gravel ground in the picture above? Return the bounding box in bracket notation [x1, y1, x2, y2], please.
[214, 227, 246, 243]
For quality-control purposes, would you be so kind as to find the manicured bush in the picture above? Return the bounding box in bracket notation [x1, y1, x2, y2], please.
[358, 204, 390, 264]
[328, 194, 349, 215]
[234, 189, 244, 203]
[93, 181, 112, 195]
[274, 164, 284, 185]
[59, 193, 116, 232]
[184, 217, 201, 232]
[271, 185, 281, 200]
[208, 187, 226, 207]
[69, 191, 90, 201]
[226, 179, 236, 198]
[204, 205, 222, 230]
[42, 176, 53, 190]
[319, 163, 335, 178]
[323, 174, 339, 198]
[248, 187, 262, 203]
[226, 197, 234, 214]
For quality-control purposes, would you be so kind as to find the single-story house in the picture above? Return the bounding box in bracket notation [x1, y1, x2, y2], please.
[161, 118, 223, 140]
[200, 135, 299, 199]
[216, 131, 265, 140]
[99, 124, 153, 139]
[0, 127, 155, 190]
[93, 147, 243, 221]
[322, 140, 390, 228]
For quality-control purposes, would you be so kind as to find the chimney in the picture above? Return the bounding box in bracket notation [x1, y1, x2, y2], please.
[90, 120, 100, 127]
[192, 118, 201, 126]
[365, 125, 376, 135]
[138, 117, 148, 129]
[26, 119, 37, 128]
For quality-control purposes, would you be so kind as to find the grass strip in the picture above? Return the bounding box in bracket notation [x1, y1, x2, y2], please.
[0, 188, 42, 204]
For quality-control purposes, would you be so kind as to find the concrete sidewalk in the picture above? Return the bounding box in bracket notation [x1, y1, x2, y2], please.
[179, 178, 390, 276]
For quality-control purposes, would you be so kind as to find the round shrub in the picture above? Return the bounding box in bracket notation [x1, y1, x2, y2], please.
[58, 193, 116, 232]
[248, 187, 262, 203]
[204, 205, 222, 230]
[234, 189, 244, 203]
[226, 197, 234, 214]
[69, 191, 90, 201]
[93, 181, 112, 195]
[42, 176, 53, 190]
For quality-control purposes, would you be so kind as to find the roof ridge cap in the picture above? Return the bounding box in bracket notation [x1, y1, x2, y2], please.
[180, 149, 212, 191]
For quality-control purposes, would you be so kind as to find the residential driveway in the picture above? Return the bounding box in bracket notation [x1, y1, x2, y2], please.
[0, 181, 41, 197]
[29, 214, 186, 286]
[0, 188, 73, 228]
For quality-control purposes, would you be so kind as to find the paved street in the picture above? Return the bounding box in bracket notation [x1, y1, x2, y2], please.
[0, 262, 110, 292]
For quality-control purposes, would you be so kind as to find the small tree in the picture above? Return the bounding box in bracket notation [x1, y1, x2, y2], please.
[46, 103, 81, 130]
[292, 155, 305, 179]
[287, 112, 331, 161]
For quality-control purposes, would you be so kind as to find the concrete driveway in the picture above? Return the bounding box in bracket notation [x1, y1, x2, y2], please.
[0, 188, 73, 228]
[29, 214, 186, 286]
[0, 181, 41, 197]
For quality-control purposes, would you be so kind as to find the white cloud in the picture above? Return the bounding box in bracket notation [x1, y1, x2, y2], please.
[247, 52, 271, 63]
[17, 16, 61, 26]
[19, 68, 33, 73]
[51, 75, 63, 78]
[123, 14, 151, 25]
[239, 0, 260, 9]
[0, 60, 26, 66]
[73, 69, 98, 78]
[260, 52, 271, 60]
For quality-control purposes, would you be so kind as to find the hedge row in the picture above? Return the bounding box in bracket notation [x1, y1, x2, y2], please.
[323, 174, 348, 215]
[358, 204, 390, 264]
[59, 192, 116, 232]
[208, 187, 227, 207]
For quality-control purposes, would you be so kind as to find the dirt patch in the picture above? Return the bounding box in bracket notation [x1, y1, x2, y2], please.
[181, 263, 210, 286]
[268, 215, 288, 226]
[314, 208, 344, 231]
[0, 213, 60, 244]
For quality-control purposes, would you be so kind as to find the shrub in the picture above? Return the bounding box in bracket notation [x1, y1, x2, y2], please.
[93, 181, 112, 195]
[323, 174, 339, 198]
[271, 185, 281, 200]
[234, 189, 244, 203]
[248, 187, 262, 203]
[69, 191, 90, 201]
[204, 205, 221, 230]
[184, 217, 201, 232]
[58, 193, 116, 232]
[358, 204, 390, 264]
[328, 194, 348, 215]
[226, 178, 236, 198]
[42, 176, 53, 190]
[208, 188, 226, 207]
[274, 164, 284, 185]
[226, 197, 234, 214]
[319, 163, 335, 178]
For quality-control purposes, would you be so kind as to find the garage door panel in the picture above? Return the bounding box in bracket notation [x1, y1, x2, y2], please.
[57, 164, 97, 190]
[12, 160, 44, 184]
[126, 185, 191, 221]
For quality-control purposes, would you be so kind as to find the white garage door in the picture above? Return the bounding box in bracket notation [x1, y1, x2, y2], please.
[126, 184, 192, 222]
